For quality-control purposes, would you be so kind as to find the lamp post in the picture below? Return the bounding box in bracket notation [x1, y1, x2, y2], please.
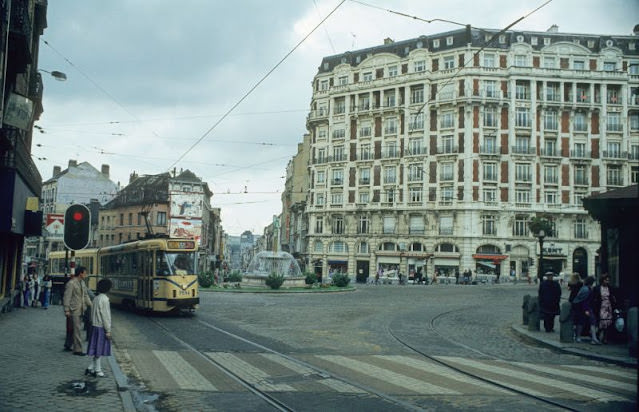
[39, 69, 67, 81]
[537, 229, 546, 281]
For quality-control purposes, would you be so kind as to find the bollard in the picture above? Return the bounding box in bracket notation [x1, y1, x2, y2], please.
[559, 301, 573, 343]
[628, 306, 637, 358]
[527, 296, 540, 331]
[522, 295, 531, 325]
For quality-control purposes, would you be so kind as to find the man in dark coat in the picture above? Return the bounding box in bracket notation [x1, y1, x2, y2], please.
[538, 271, 562, 332]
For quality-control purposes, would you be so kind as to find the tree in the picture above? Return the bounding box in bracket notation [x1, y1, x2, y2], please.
[528, 215, 553, 237]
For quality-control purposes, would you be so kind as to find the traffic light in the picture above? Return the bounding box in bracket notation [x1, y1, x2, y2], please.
[64, 204, 91, 250]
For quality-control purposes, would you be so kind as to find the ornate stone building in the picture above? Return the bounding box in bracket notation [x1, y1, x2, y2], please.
[304, 26, 639, 282]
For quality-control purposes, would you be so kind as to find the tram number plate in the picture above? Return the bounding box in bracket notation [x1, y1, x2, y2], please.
[178, 289, 190, 296]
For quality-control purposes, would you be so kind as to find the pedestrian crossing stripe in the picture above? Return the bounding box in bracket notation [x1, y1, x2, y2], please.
[131, 350, 635, 403]
[316, 355, 461, 395]
[260, 353, 366, 393]
[509, 361, 637, 393]
[205, 352, 295, 392]
[436, 356, 629, 402]
[152, 350, 217, 391]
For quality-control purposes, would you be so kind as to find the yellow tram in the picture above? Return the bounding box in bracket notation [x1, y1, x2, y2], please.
[48, 238, 199, 313]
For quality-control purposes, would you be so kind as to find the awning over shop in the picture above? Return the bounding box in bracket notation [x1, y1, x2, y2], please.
[327, 260, 347, 265]
[478, 261, 496, 269]
[472, 254, 508, 261]
[541, 255, 566, 261]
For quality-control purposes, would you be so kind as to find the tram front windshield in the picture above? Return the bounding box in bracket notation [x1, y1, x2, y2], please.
[156, 252, 195, 276]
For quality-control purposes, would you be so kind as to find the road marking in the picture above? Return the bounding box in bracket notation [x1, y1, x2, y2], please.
[206, 352, 295, 392]
[260, 353, 366, 393]
[438, 357, 628, 402]
[152, 350, 217, 391]
[510, 361, 637, 393]
[561, 364, 637, 380]
[317, 355, 460, 395]
[377, 355, 510, 394]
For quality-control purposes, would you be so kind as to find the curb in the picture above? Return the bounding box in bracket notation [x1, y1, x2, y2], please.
[108, 352, 136, 412]
[511, 324, 637, 368]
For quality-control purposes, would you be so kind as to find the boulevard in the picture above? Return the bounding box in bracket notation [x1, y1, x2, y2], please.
[110, 282, 636, 411]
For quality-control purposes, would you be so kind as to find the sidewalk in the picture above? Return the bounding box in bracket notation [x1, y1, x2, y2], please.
[0, 304, 134, 412]
[512, 323, 637, 367]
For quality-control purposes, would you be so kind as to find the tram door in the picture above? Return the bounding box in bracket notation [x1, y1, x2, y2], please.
[136, 251, 153, 310]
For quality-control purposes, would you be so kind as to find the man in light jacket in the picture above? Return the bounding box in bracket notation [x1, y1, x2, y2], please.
[63, 266, 92, 355]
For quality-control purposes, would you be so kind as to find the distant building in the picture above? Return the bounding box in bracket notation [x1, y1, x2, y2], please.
[302, 26, 638, 282]
[98, 169, 222, 273]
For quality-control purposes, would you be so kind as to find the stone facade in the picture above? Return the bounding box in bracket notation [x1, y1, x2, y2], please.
[302, 27, 639, 282]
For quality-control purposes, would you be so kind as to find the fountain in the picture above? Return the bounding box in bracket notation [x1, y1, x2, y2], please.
[243, 251, 305, 287]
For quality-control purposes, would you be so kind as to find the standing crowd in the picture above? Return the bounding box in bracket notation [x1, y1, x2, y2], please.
[539, 271, 620, 345]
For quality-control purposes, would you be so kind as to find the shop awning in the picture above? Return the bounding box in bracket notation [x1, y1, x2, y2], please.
[477, 261, 496, 269]
[327, 260, 347, 265]
[541, 255, 566, 260]
[472, 254, 508, 261]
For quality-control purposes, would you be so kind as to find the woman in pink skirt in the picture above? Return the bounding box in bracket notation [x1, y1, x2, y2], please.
[85, 279, 112, 377]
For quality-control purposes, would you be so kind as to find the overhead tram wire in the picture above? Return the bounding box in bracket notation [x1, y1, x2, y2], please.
[42, 40, 162, 139]
[349, 0, 469, 27]
[167, 0, 347, 170]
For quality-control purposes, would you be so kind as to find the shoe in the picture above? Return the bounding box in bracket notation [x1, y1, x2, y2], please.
[92, 370, 105, 378]
[575, 338, 582, 343]
[85, 368, 94, 376]
[64, 347, 72, 352]
[73, 352, 87, 356]
[591, 339, 602, 345]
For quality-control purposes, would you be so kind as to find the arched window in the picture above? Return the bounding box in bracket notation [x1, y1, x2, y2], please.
[436, 243, 459, 253]
[410, 242, 424, 252]
[476, 244, 501, 254]
[379, 242, 397, 251]
[314, 240, 323, 253]
[329, 241, 348, 253]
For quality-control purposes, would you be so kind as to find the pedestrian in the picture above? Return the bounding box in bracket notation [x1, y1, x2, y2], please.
[567, 272, 583, 340]
[22, 275, 32, 308]
[593, 274, 615, 344]
[572, 276, 601, 344]
[42, 274, 52, 309]
[538, 271, 561, 332]
[32, 275, 39, 307]
[85, 279, 113, 378]
[63, 267, 92, 355]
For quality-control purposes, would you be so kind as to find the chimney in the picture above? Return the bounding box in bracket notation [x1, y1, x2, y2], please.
[68, 159, 78, 168]
[129, 171, 138, 184]
[547, 24, 558, 33]
[53, 166, 61, 177]
[384, 37, 394, 45]
[101, 164, 110, 178]
[634, 24, 639, 35]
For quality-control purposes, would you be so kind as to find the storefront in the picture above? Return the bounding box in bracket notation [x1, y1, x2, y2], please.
[509, 245, 531, 280]
[432, 257, 459, 277]
[327, 259, 348, 275]
[472, 254, 507, 277]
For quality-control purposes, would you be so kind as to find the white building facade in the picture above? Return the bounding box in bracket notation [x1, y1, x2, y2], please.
[305, 27, 639, 282]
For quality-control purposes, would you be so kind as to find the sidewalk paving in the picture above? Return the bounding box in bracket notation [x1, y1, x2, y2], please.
[512, 323, 637, 367]
[0, 304, 134, 412]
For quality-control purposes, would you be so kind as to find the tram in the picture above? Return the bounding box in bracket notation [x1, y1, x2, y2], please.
[47, 238, 199, 313]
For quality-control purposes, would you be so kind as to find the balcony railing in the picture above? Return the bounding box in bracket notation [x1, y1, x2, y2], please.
[405, 147, 427, 156]
[331, 179, 343, 186]
[574, 178, 589, 186]
[540, 148, 559, 157]
[570, 150, 591, 158]
[359, 178, 370, 185]
[479, 145, 500, 155]
[358, 153, 373, 161]
[328, 154, 348, 162]
[382, 150, 400, 159]
[436, 145, 459, 155]
[602, 150, 626, 159]
[512, 146, 536, 155]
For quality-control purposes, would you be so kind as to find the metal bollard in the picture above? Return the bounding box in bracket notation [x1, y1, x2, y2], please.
[527, 296, 540, 331]
[559, 301, 573, 343]
[522, 295, 531, 325]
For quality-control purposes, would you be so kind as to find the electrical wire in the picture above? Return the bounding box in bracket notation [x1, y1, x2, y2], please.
[349, 0, 469, 27]
[167, 0, 347, 170]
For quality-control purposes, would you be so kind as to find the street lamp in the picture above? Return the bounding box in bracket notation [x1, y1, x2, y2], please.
[537, 229, 546, 281]
[39, 69, 67, 81]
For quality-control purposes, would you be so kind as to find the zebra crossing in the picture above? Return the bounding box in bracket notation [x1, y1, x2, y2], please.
[126, 349, 636, 404]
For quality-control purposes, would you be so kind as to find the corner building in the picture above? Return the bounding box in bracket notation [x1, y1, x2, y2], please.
[305, 26, 639, 282]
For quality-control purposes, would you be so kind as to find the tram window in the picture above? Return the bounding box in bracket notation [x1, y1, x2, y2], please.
[156, 252, 195, 275]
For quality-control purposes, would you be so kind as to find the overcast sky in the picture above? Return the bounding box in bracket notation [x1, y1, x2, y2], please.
[34, 0, 638, 235]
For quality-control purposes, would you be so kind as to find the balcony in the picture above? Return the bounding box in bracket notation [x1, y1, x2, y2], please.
[436, 145, 459, 155]
[405, 146, 427, 156]
[331, 179, 343, 186]
[602, 151, 626, 160]
[629, 152, 639, 161]
[607, 178, 624, 187]
[515, 175, 533, 183]
[358, 153, 373, 161]
[574, 178, 589, 186]
[540, 148, 560, 157]
[382, 150, 400, 159]
[479, 146, 500, 156]
[358, 178, 370, 185]
[511, 146, 536, 155]
[328, 154, 348, 163]
[313, 157, 327, 165]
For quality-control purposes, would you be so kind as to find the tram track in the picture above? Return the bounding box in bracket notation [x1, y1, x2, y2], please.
[148, 317, 423, 412]
[386, 305, 631, 411]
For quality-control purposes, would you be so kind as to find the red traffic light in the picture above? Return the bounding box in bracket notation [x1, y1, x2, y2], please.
[64, 204, 91, 250]
[73, 211, 84, 221]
